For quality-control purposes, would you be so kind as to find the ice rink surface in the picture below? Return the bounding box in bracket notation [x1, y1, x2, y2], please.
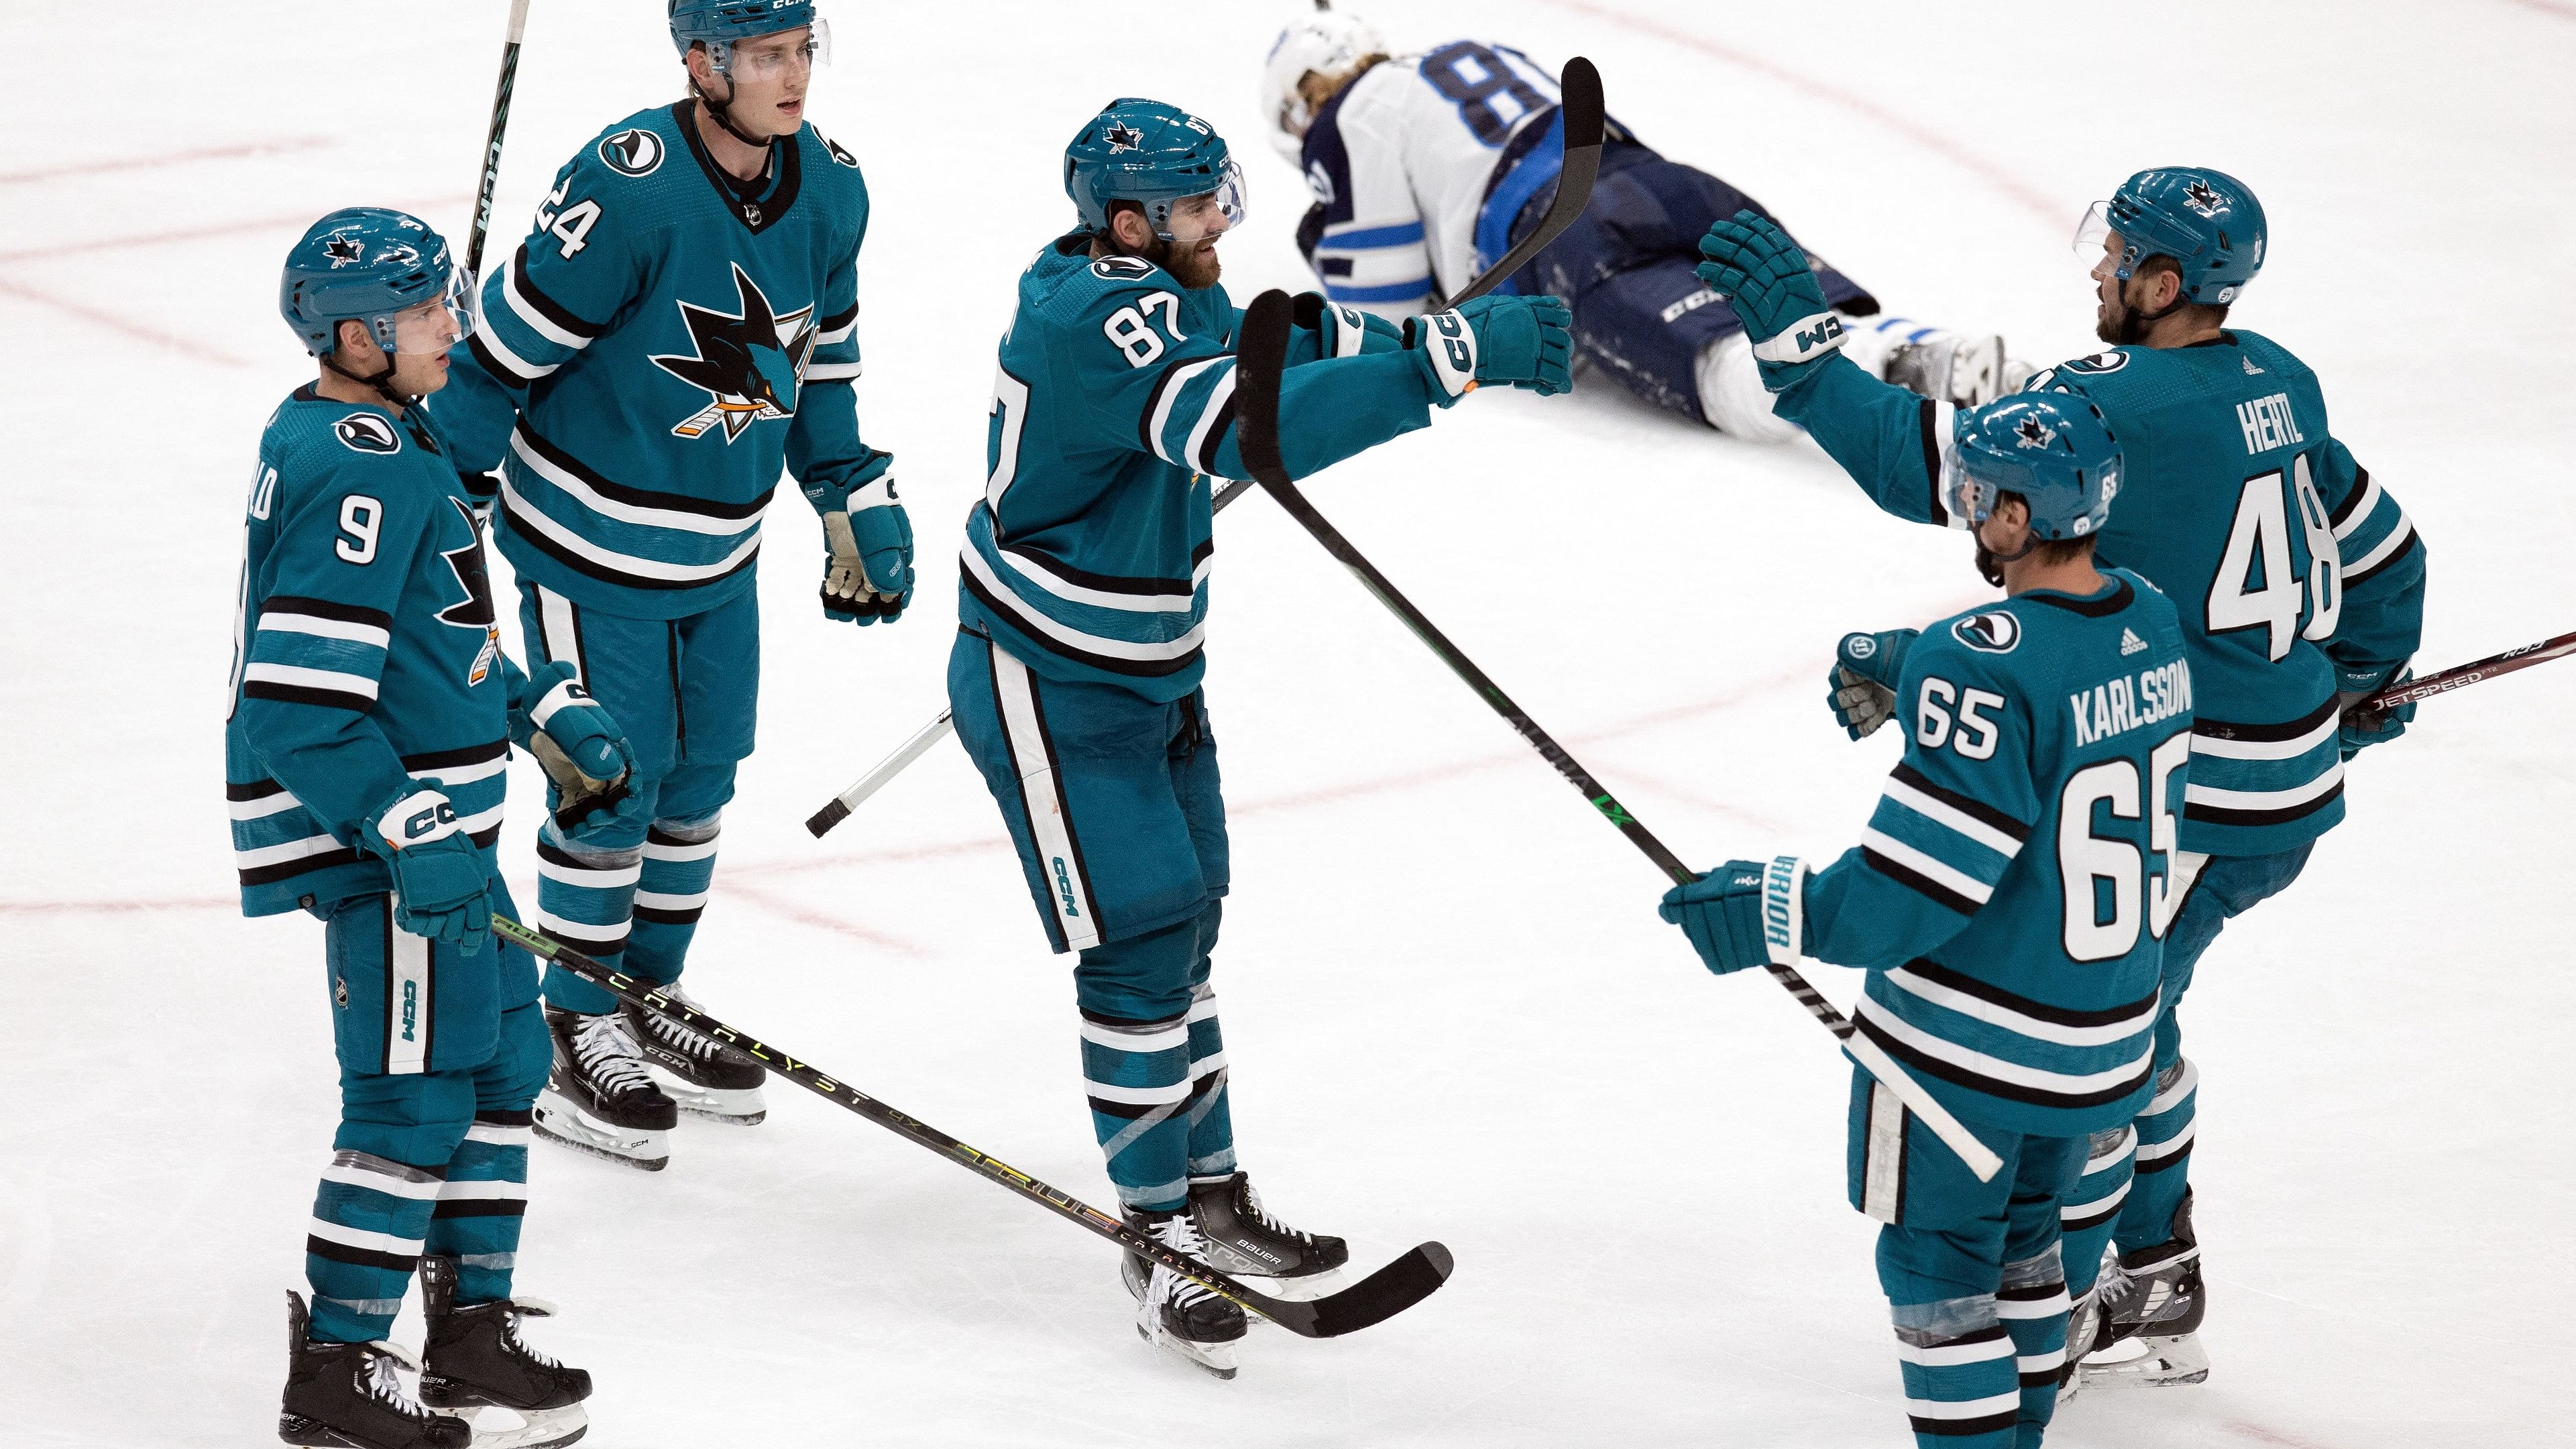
[5, 2, 2572, 1444]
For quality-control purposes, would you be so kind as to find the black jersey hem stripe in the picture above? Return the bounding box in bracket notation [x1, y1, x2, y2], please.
[227, 777, 286, 802]
[516, 424, 775, 521]
[2021, 577, 2133, 617]
[508, 241, 604, 338]
[239, 848, 363, 888]
[429, 1200, 527, 1220]
[1908, 1411, 2022, 1438]
[1860, 848, 1980, 916]
[2183, 779, 2344, 829]
[959, 565, 1201, 679]
[1888, 762, 2032, 839]
[398, 740, 509, 771]
[262, 595, 394, 630]
[466, 329, 539, 388]
[500, 496, 763, 592]
[1895, 959, 2160, 1029]
[1857, 1015, 2156, 1110]
[1915, 396, 1948, 526]
[243, 681, 372, 712]
[2192, 695, 2341, 742]
[820, 301, 859, 333]
[1000, 539, 1195, 597]
[2343, 526, 2420, 587]
[2327, 465, 2372, 528]
[1194, 392, 1242, 475]
[304, 1238, 421, 1273]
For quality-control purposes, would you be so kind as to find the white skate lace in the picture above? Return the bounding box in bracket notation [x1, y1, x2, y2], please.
[1153, 1216, 1226, 1310]
[500, 1307, 564, 1369]
[569, 1013, 657, 1094]
[637, 986, 723, 1061]
[1241, 1181, 1313, 1244]
[359, 1342, 431, 1418]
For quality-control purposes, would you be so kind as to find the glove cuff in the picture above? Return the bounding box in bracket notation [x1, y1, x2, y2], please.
[1405, 310, 1479, 398]
[844, 474, 898, 512]
[1749, 312, 1849, 366]
[369, 787, 459, 854]
[1759, 855, 1811, 966]
[528, 677, 590, 732]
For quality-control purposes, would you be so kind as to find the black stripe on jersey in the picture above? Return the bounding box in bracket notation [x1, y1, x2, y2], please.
[1191, 537, 1213, 567]
[1084, 1095, 1170, 1121]
[1193, 391, 1241, 475]
[2185, 778, 2344, 829]
[227, 777, 287, 803]
[516, 424, 775, 521]
[500, 491, 763, 592]
[261, 595, 395, 630]
[2192, 695, 2340, 742]
[2023, 577, 2133, 617]
[1889, 762, 2031, 840]
[1861, 848, 1981, 916]
[239, 846, 361, 888]
[1915, 397, 1948, 526]
[467, 824, 501, 851]
[1135, 354, 1202, 457]
[1907, 1409, 2022, 1438]
[632, 902, 704, 926]
[467, 329, 540, 388]
[535, 921, 630, 955]
[304, 1236, 420, 1273]
[508, 241, 605, 338]
[1001, 539, 1194, 596]
[535, 840, 614, 872]
[2343, 524, 2420, 587]
[958, 562, 1202, 679]
[430, 1198, 526, 1220]
[644, 823, 714, 850]
[1858, 1014, 2157, 1110]
[2134, 1139, 2195, 1175]
[2327, 465, 2373, 529]
[819, 301, 859, 334]
[242, 680, 374, 712]
[399, 740, 509, 772]
[2060, 1196, 2124, 1233]
[1897, 960, 2159, 1030]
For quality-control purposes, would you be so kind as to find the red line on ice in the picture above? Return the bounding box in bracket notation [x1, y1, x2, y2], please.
[0, 136, 331, 187]
[1529, 0, 2069, 228]
[0, 194, 479, 266]
[0, 276, 252, 368]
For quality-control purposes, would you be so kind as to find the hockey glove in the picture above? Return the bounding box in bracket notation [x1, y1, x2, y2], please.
[1405, 294, 1574, 402]
[1659, 856, 1811, 976]
[512, 661, 645, 836]
[822, 495, 914, 625]
[1695, 211, 1845, 391]
[359, 786, 493, 955]
[2335, 662, 2417, 760]
[1827, 628, 1918, 741]
[1292, 291, 1404, 358]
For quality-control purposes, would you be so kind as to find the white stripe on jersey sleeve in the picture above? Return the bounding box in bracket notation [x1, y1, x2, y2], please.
[257, 611, 392, 649]
[1858, 827, 1995, 907]
[1880, 776, 2026, 858]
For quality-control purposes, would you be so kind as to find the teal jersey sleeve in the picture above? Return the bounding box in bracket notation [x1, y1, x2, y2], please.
[2311, 438, 2427, 672]
[1805, 628, 2041, 970]
[785, 135, 887, 512]
[234, 442, 437, 839]
[1771, 351, 1961, 528]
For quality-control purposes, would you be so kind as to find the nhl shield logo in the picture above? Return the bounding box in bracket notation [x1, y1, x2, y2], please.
[650, 264, 817, 441]
[599, 126, 665, 178]
[333, 414, 402, 454]
[1952, 611, 2023, 654]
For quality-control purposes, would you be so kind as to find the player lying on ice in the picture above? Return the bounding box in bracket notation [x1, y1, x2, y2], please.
[1694, 166, 2428, 1395]
[239, 208, 637, 1449]
[1661, 395, 2189, 1449]
[1257, 3, 2029, 442]
[944, 97, 1572, 1379]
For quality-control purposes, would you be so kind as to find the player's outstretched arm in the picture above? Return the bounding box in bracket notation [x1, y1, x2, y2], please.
[1284, 292, 1408, 365]
[2311, 435, 2429, 754]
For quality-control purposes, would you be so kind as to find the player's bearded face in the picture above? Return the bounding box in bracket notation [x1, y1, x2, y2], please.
[1156, 192, 1231, 289]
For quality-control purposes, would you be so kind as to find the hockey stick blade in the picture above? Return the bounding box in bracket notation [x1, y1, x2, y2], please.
[1450, 56, 1602, 306]
[489, 915, 1455, 1336]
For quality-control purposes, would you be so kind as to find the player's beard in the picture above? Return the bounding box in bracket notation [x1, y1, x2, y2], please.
[1154, 233, 1223, 290]
[2096, 277, 2155, 346]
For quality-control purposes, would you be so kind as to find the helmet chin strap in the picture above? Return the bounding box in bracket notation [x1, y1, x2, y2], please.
[691, 71, 776, 152]
[323, 349, 416, 411]
[1972, 520, 2039, 589]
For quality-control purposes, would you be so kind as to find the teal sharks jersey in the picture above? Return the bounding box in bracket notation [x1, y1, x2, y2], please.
[227, 388, 516, 917]
[430, 103, 884, 620]
[1780, 330, 2425, 857]
[960, 236, 1441, 701]
[1802, 571, 2195, 1137]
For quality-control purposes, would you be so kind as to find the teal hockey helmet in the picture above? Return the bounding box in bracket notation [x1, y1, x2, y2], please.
[2076, 167, 2267, 306]
[1944, 394, 2123, 541]
[669, 0, 828, 76]
[279, 207, 469, 357]
[1064, 99, 1247, 239]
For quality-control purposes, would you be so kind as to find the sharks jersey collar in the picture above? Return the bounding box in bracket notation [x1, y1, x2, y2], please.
[290, 382, 443, 456]
[670, 100, 805, 234]
[2020, 574, 2134, 618]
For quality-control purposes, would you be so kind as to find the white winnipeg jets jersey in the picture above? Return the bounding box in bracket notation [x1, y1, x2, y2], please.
[1298, 42, 1561, 319]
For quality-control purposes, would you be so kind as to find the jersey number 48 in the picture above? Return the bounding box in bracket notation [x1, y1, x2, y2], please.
[2206, 456, 2341, 662]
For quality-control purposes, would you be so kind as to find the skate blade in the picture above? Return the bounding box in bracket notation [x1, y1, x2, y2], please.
[2078, 1331, 2209, 1389]
[532, 1092, 670, 1171]
[436, 1403, 590, 1449]
[643, 1065, 767, 1125]
[1135, 1320, 1238, 1381]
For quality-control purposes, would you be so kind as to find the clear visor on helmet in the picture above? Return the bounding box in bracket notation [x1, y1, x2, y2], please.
[2073, 200, 2119, 259]
[1940, 439, 1999, 527]
[1160, 156, 1249, 237]
[716, 19, 830, 80]
[375, 267, 472, 355]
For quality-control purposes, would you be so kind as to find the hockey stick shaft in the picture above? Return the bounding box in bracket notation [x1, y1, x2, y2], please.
[804, 62, 1605, 838]
[1232, 290, 2003, 1182]
[2360, 630, 2576, 710]
[491, 915, 1453, 1336]
[465, 0, 533, 282]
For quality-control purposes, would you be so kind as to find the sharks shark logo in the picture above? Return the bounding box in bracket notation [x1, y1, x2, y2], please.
[2183, 179, 2223, 217]
[650, 265, 817, 441]
[436, 498, 502, 685]
[2014, 414, 2056, 450]
[599, 125, 666, 177]
[1103, 122, 1143, 153]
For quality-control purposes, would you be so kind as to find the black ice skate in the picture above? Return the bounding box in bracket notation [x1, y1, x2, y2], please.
[532, 1006, 677, 1171]
[1121, 1208, 1249, 1379]
[2076, 1190, 2209, 1389]
[623, 982, 767, 1126]
[417, 1256, 592, 1449]
[1185, 1172, 1349, 1299]
[279, 1291, 469, 1449]
[1886, 331, 2015, 408]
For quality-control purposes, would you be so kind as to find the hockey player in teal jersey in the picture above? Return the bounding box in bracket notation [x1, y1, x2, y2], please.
[946, 98, 1571, 1377]
[239, 210, 632, 1449]
[1663, 396, 2190, 1449]
[1696, 169, 2430, 1389]
[427, 0, 910, 1165]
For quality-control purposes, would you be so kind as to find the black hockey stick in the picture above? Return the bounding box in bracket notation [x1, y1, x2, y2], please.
[490, 915, 1455, 1335]
[1231, 290, 2005, 1180]
[807, 64, 1605, 837]
[2359, 629, 2576, 711]
[465, 0, 533, 284]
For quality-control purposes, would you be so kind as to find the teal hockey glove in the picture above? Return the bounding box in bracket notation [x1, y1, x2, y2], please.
[1695, 211, 1845, 390]
[359, 787, 492, 955]
[1659, 856, 1811, 976]
[1827, 628, 1918, 741]
[822, 492, 914, 625]
[2335, 662, 2417, 760]
[514, 661, 644, 837]
[1405, 294, 1574, 402]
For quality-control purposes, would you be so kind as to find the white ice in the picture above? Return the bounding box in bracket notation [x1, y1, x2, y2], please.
[4, 3, 2571, 1446]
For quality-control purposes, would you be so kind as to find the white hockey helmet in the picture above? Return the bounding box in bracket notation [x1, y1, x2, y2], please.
[1260, 3, 1388, 166]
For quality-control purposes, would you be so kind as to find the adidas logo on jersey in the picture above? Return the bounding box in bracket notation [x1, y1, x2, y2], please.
[2121, 627, 2149, 656]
